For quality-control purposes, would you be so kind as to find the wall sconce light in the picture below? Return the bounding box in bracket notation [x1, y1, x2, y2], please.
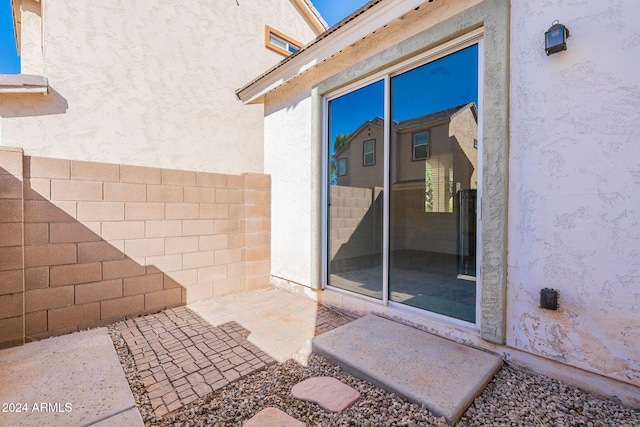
[545, 21, 570, 56]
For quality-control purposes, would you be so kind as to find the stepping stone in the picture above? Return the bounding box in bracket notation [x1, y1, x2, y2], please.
[291, 377, 360, 413]
[243, 407, 306, 427]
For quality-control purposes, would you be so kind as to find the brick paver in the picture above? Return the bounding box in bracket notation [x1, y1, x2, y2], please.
[118, 290, 355, 417]
[119, 307, 275, 417]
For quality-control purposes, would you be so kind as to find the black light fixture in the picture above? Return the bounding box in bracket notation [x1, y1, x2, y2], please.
[545, 21, 570, 56]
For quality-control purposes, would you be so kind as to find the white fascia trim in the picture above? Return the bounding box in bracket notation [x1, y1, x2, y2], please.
[238, 0, 428, 104]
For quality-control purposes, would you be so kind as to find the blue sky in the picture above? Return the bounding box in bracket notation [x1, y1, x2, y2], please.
[0, 0, 367, 74]
[329, 45, 479, 147]
[0, 0, 19, 73]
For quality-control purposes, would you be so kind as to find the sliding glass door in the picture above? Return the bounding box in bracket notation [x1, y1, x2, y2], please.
[326, 39, 481, 324]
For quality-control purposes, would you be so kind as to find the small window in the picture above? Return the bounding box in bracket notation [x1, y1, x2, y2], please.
[363, 140, 375, 166]
[265, 25, 302, 56]
[338, 158, 347, 176]
[413, 131, 429, 160]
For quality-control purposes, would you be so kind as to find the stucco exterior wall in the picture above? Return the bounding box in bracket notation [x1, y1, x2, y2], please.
[507, 0, 640, 387]
[261, 0, 639, 400]
[0, 0, 318, 175]
[264, 96, 312, 286]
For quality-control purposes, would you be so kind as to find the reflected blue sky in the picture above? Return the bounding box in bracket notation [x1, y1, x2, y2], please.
[329, 45, 478, 149]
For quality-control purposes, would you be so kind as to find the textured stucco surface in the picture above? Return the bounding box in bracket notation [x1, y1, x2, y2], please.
[263, 0, 640, 396]
[0, 0, 317, 175]
[507, 0, 640, 387]
[264, 96, 312, 286]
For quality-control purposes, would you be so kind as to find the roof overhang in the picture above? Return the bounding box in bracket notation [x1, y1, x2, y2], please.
[291, 0, 327, 35]
[10, 0, 20, 54]
[237, 0, 430, 104]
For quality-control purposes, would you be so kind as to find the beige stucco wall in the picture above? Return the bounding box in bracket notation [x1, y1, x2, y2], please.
[0, 0, 318, 175]
[262, 0, 640, 403]
[507, 0, 640, 388]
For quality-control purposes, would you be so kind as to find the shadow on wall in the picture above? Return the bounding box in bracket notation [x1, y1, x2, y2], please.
[0, 151, 272, 348]
[0, 88, 69, 118]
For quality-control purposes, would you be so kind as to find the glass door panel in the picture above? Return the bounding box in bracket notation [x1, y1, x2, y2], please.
[389, 45, 479, 322]
[327, 81, 385, 299]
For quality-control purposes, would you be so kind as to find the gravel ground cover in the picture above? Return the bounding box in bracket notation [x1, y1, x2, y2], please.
[109, 324, 640, 427]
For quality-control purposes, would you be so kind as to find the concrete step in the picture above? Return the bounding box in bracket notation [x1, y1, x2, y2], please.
[312, 314, 502, 425]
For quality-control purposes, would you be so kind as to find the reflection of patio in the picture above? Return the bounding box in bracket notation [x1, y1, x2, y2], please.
[330, 250, 476, 322]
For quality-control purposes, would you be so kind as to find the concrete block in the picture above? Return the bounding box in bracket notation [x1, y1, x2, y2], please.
[183, 219, 214, 236]
[101, 294, 145, 319]
[0, 199, 23, 222]
[25, 310, 47, 335]
[0, 270, 24, 294]
[49, 221, 101, 243]
[0, 293, 23, 320]
[166, 203, 200, 219]
[101, 220, 144, 240]
[25, 286, 74, 313]
[183, 251, 214, 269]
[120, 164, 161, 184]
[51, 179, 102, 201]
[215, 188, 242, 204]
[0, 247, 23, 271]
[24, 244, 76, 267]
[145, 220, 182, 237]
[24, 223, 48, 245]
[102, 258, 146, 280]
[196, 172, 226, 188]
[75, 279, 123, 304]
[183, 187, 216, 203]
[162, 169, 196, 186]
[49, 262, 102, 287]
[23, 178, 51, 200]
[144, 288, 182, 311]
[24, 267, 48, 291]
[77, 201, 125, 221]
[164, 236, 198, 255]
[103, 182, 147, 202]
[24, 200, 76, 223]
[27, 156, 70, 179]
[0, 174, 23, 199]
[48, 302, 100, 330]
[226, 175, 244, 189]
[0, 223, 22, 247]
[213, 219, 241, 234]
[78, 241, 125, 263]
[0, 316, 23, 346]
[147, 185, 183, 203]
[145, 254, 182, 272]
[71, 160, 119, 182]
[199, 234, 228, 251]
[124, 238, 165, 258]
[199, 203, 228, 219]
[0, 147, 24, 177]
[125, 202, 165, 220]
[123, 274, 164, 296]
[214, 248, 242, 266]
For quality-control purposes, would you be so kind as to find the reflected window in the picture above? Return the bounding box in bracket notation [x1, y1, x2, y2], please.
[363, 140, 375, 166]
[413, 131, 430, 160]
[338, 158, 347, 176]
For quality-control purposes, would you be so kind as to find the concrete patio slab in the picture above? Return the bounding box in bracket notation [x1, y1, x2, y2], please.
[312, 315, 502, 425]
[0, 328, 142, 427]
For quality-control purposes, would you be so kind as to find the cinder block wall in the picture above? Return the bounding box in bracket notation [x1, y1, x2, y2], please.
[0, 147, 270, 347]
[0, 147, 25, 349]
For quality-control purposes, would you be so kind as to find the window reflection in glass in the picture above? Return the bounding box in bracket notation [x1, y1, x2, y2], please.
[327, 81, 384, 299]
[389, 45, 479, 322]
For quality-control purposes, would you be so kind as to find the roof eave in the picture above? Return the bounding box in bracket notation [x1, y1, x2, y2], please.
[236, 0, 429, 104]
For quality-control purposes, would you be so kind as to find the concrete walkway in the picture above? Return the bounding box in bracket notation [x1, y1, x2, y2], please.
[313, 314, 503, 425]
[0, 328, 143, 427]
